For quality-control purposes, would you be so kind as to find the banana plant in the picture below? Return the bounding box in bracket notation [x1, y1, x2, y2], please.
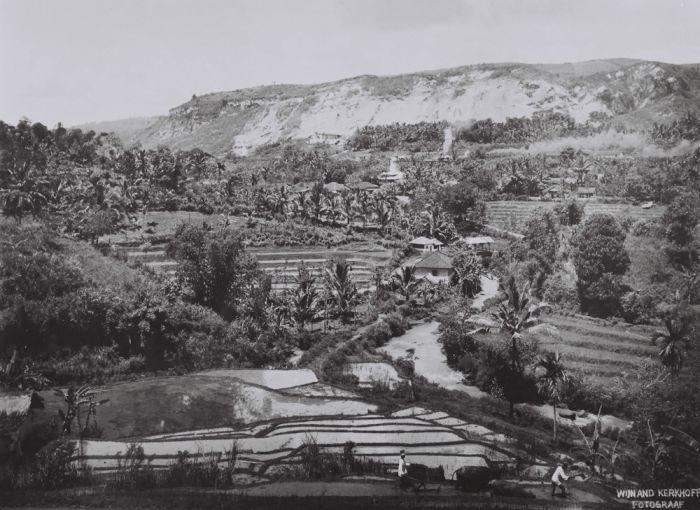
[54, 385, 109, 436]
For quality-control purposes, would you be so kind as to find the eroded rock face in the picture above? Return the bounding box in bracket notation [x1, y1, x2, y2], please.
[109, 60, 697, 156]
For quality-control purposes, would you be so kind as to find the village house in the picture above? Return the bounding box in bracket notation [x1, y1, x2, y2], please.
[409, 236, 443, 253]
[378, 156, 405, 183]
[308, 132, 343, 145]
[413, 251, 454, 284]
[463, 235, 495, 252]
[544, 186, 563, 200]
[347, 181, 379, 193]
[576, 186, 596, 199]
[323, 182, 348, 194]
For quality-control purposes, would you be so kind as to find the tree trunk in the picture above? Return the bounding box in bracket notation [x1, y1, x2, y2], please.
[553, 402, 558, 442]
[509, 400, 514, 419]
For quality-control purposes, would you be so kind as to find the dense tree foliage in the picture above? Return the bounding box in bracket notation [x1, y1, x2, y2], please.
[167, 224, 261, 320]
[573, 214, 630, 316]
[650, 112, 700, 146]
[346, 122, 447, 152]
[456, 112, 593, 144]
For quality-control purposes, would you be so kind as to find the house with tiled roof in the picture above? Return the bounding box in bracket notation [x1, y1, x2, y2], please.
[414, 251, 454, 284]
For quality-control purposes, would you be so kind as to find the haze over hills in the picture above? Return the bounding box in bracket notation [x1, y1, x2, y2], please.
[80, 59, 700, 156]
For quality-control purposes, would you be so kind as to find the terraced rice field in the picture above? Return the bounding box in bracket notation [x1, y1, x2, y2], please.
[112, 243, 392, 293]
[536, 314, 657, 379]
[484, 201, 664, 232]
[251, 247, 392, 293]
[78, 407, 517, 476]
[72, 369, 523, 478]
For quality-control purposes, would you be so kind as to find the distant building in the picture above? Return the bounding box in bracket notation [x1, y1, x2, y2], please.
[409, 236, 443, 253]
[379, 156, 405, 183]
[545, 186, 563, 200]
[323, 182, 348, 194]
[347, 181, 379, 193]
[576, 187, 596, 199]
[463, 236, 495, 252]
[414, 251, 454, 284]
[308, 132, 343, 145]
[291, 182, 313, 194]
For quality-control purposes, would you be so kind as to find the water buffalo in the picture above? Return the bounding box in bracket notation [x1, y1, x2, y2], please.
[403, 464, 445, 491]
[452, 462, 499, 492]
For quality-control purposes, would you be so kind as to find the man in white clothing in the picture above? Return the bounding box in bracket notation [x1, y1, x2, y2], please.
[397, 450, 419, 492]
[551, 462, 570, 497]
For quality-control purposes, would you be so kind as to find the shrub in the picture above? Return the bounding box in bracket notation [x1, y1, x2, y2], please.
[620, 290, 660, 324]
[554, 200, 585, 226]
[363, 321, 393, 347]
[110, 443, 157, 490]
[384, 312, 408, 336]
[300, 435, 343, 480]
[632, 219, 662, 237]
[10, 440, 94, 490]
[438, 316, 478, 367]
[541, 272, 580, 311]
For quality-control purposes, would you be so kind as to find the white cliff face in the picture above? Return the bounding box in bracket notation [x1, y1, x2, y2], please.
[131, 61, 694, 155]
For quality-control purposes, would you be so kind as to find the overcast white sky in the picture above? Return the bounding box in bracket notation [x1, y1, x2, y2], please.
[1, 0, 699, 126]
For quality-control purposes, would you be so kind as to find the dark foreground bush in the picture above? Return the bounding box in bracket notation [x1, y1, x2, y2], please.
[0, 440, 94, 491]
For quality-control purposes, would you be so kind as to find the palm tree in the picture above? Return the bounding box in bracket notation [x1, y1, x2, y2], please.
[0, 166, 50, 223]
[396, 349, 417, 401]
[353, 189, 373, 228]
[322, 195, 344, 225]
[290, 190, 309, 220]
[286, 267, 321, 331]
[392, 265, 419, 303]
[308, 182, 325, 224]
[373, 196, 394, 232]
[651, 316, 694, 376]
[420, 204, 455, 243]
[324, 260, 359, 324]
[536, 351, 568, 441]
[491, 275, 550, 418]
[338, 190, 356, 227]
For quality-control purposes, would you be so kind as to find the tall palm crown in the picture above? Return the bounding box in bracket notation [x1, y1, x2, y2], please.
[651, 317, 694, 375]
[536, 351, 569, 441]
[324, 260, 358, 323]
[536, 351, 568, 401]
[392, 265, 419, 302]
[491, 276, 548, 339]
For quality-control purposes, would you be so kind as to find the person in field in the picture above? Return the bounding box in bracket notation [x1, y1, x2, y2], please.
[397, 450, 420, 493]
[551, 462, 571, 497]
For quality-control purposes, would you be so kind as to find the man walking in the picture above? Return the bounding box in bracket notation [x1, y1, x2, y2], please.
[551, 462, 570, 497]
[398, 450, 419, 493]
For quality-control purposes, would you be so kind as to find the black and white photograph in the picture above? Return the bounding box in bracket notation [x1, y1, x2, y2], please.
[1, 1, 700, 509]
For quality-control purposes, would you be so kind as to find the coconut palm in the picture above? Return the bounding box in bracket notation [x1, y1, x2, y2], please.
[308, 182, 325, 224]
[536, 351, 568, 441]
[286, 267, 321, 331]
[353, 189, 373, 228]
[651, 316, 694, 376]
[373, 196, 395, 232]
[0, 166, 50, 223]
[338, 190, 356, 227]
[420, 204, 456, 243]
[290, 190, 309, 220]
[392, 265, 419, 303]
[324, 260, 359, 324]
[322, 195, 344, 225]
[492, 275, 551, 417]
